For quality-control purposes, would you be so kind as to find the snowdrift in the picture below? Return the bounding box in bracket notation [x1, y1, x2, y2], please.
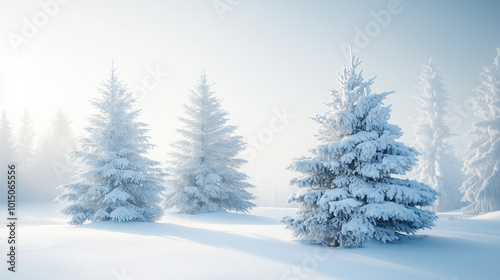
[0, 203, 499, 280]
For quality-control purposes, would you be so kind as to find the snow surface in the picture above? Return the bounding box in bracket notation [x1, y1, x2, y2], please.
[0, 203, 499, 280]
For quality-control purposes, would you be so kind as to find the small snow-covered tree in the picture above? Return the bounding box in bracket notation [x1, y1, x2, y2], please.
[57, 65, 165, 225]
[0, 109, 15, 203]
[412, 60, 463, 212]
[283, 55, 437, 248]
[461, 48, 500, 214]
[164, 73, 255, 214]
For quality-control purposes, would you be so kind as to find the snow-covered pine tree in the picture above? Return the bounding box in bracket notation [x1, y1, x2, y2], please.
[164, 73, 255, 214]
[461, 48, 500, 214]
[0, 109, 15, 203]
[412, 60, 463, 212]
[283, 55, 438, 248]
[57, 65, 165, 225]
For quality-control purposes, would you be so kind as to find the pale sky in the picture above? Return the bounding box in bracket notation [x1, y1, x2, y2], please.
[1, 0, 499, 206]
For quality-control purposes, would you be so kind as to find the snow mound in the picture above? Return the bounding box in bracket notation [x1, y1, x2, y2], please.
[469, 211, 500, 221]
[1, 203, 499, 280]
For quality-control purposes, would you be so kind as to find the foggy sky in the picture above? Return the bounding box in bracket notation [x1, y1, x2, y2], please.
[1, 0, 499, 206]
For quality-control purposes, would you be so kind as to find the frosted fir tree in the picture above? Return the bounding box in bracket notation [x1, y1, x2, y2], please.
[57, 65, 165, 225]
[461, 49, 500, 214]
[0, 109, 15, 203]
[283, 55, 438, 248]
[164, 73, 255, 214]
[412, 60, 463, 212]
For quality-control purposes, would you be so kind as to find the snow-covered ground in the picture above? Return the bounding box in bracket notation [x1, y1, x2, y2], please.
[0, 203, 499, 280]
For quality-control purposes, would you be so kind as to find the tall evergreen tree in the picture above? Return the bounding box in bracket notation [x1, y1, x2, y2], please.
[461, 48, 500, 214]
[0, 109, 15, 202]
[48, 108, 77, 185]
[164, 73, 255, 214]
[15, 110, 35, 170]
[412, 60, 463, 212]
[13, 110, 37, 201]
[0, 109, 15, 162]
[283, 55, 437, 248]
[57, 65, 165, 225]
[32, 108, 77, 201]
